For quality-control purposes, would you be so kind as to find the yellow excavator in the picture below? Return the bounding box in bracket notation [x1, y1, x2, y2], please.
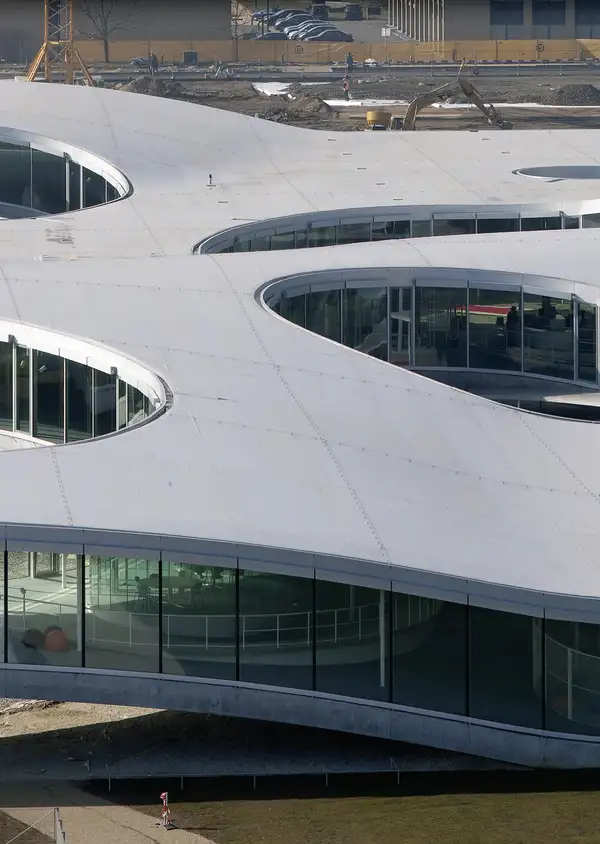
[401, 77, 512, 131]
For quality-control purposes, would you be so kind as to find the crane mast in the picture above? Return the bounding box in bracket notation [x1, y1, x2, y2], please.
[27, 0, 95, 85]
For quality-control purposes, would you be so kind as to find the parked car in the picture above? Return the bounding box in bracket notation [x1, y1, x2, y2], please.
[284, 20, 325, 35]
[275, 12, 315, 28]
[291, 24, 336, 39]
[255, 31, 289, 39]
[305, 29, 354, 41]
[344, 3, 364, 19]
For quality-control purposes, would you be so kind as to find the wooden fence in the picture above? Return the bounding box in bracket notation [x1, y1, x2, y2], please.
[73, 38, 600, 66]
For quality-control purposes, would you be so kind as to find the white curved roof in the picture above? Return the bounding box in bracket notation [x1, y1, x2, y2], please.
[3, 80, 600, 616]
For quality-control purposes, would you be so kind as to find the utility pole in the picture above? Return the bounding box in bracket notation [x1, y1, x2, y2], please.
[27, 0, 95, 85]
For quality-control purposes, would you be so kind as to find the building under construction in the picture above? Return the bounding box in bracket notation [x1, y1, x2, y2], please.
[390, 0, 600, 41]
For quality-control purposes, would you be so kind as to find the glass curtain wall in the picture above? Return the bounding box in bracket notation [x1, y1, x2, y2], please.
[3, 546, 600, 737]
[162, 559, 236, 680]
[0, 344, 155, 442]
[414, 287, 467, 368]
[212, 211, 600, 254]
[468, 288, 521, 371]
[0, 341, 12, 430]
[240, 569, 313, 689]
[7, 551, 82, 667]
[523, 293, 574, 379]
[276, 284, 598, 386]
[33, 351, 64, 443]
[578, 301, 597, 382]
[344, 288, 388, 360]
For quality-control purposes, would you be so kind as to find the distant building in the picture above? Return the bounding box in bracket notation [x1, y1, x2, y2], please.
[0, 0, 232, 63]
[389, 0, 600, 41]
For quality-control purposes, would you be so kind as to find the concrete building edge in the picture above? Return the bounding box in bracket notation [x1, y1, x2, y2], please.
[2, 665, 599, 769]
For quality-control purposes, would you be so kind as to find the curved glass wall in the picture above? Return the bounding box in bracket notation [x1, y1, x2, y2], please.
[0, 339, 159, 443]
[0, 139, 123, 218]
[2, 542, 600, 738]
[201, 210, 599, 255]
[271, 281, 599, 389]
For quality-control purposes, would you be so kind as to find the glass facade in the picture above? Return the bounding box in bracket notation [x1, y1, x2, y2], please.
[1, 542, 599, 738]
[415, 286, 467, 368]
[208, 211, 596, 255]
[523, 294, 574, 379]
[0, 340, 157, 442]
[0, 140, 122, 216]
[274, 282, 600, 390]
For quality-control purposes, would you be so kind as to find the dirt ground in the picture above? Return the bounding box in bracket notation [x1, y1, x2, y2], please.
[115, 73, 600, 131]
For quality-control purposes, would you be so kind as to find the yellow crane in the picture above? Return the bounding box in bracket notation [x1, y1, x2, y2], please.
[27, 0, 95, 86]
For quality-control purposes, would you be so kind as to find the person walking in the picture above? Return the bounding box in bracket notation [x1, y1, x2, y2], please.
[342, 76, 350, 102]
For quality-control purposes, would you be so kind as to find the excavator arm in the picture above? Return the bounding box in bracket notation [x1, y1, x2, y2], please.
[401, 78, 512, 131]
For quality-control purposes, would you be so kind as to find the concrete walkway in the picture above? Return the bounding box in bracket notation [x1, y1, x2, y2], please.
[1, 783, 215, 844]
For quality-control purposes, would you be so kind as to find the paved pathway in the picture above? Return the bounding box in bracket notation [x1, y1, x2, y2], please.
[1, 783, 215, 844]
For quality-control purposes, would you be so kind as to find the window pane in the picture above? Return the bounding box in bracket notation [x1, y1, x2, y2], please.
[491, 0, 524, 25]
[469, 288, 521, 371]
[411, 219, 432, 238]
[85, 556, 159, 671]
[281, 294, 306, 328]
[578, 302, 597, 382]
[93, 370, 116, 436]
[533, 0, 566, 25]
[31, 149, 66, 214]
[576, 0, 600, 25]
[316, 579, 389, 701]
[0, 341, 12, 430]
[66, 360, 92, 441]
[390, 286, 412, 366]
[432, 218, 476, 237]
[251, 234, 270, 252]
[117, 378, 127, 429]
[335, 222, 371, 245]
[470, 606, 542, 728]
[414, 286, 467, 367]
[582, 213, 600, 228]
[34, 351, 64, 443]
[0, 145, 32, 208]
[546, 618, 600, 735]
[240, 569, 313, 689]
[523, 294, 574, 379]
[393, 595, 466, 715]
[82, 168, 106, 208]
[306, 289, 341, 342]
[16, 346, 29, 433]
[295, 230, 308, 249]
[270, 232, 295, 251]
[563, 215, 580, 229]
[7, 551, 82, 667]
[68, 161, 81, 211]
[476, 217, 519, 234]
[127, 385, 146, 425]
[162, 559, 236, 680]
[106, 183, 119, 202]
[521, 216, 561, 232]
[308, 226, 336, 248]
[344, 288, 388, 360]
[372, 220, 410, 241]
[233, 239, 251, 253]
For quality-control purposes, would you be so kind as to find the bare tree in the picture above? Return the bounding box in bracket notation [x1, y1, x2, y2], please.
[77, 0, 145, 64]
[231, 0, 245, 62]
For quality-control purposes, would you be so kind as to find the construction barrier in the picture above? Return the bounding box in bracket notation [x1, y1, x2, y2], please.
[72, 38, 600, 67]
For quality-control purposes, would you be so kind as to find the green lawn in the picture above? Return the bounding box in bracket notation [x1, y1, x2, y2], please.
[140, 789, 600, 844]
